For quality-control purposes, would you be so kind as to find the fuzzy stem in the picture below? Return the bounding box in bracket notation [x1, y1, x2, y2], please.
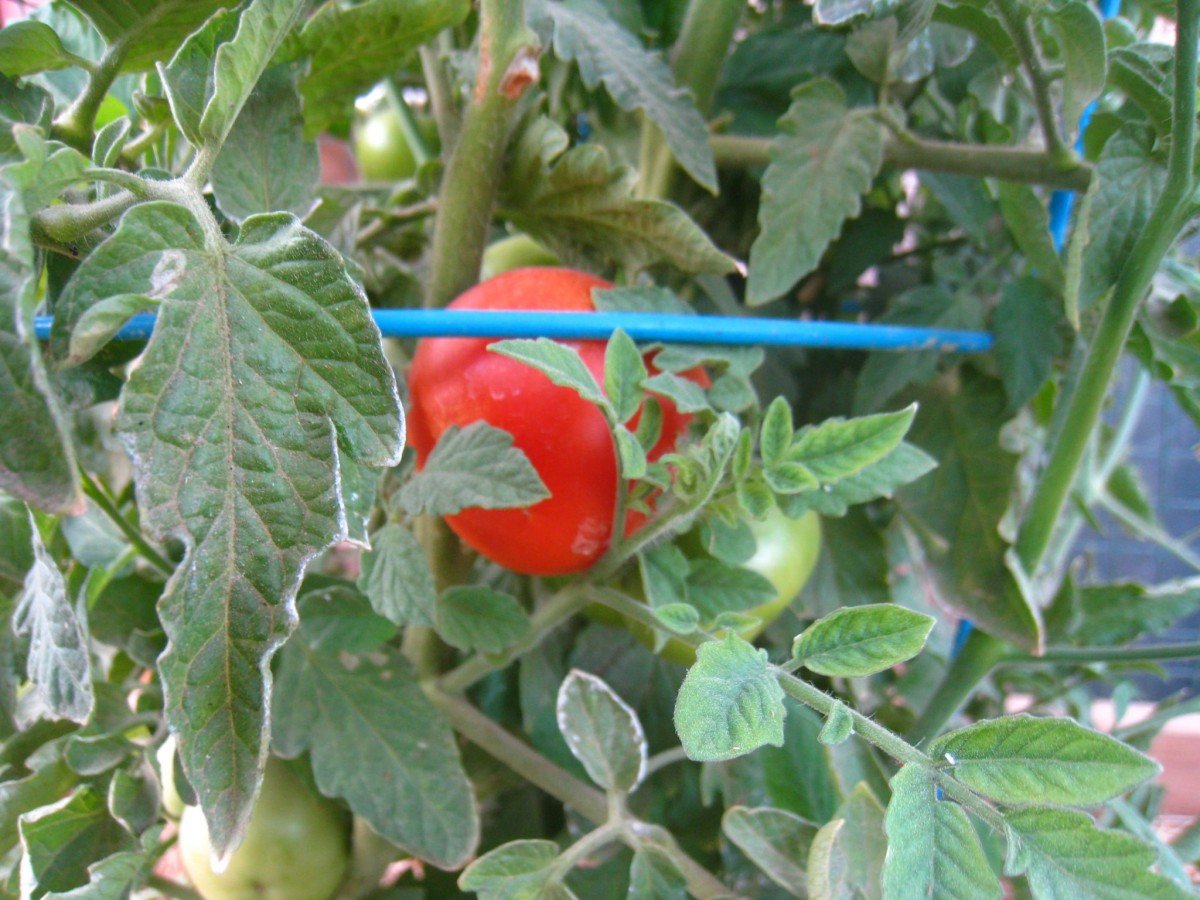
[54, 38, 128, 151]
[80, 470, 174, 576]
[424, 0, 537, 307]
[994, 0, 1071, 160]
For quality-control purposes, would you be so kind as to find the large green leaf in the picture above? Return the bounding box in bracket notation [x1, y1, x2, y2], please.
[18, 788, 135, 897]
[746, 79, 886, 305]
[297, 0, 469, 137]
[882, 766, 1000, 900]
[722, 806, 817, 895]
[532, 0, 717, 193]
[0, 22, 79, 78]
[63, 0, 239, 71]
[57, 202, 402, 858]
[1066, 578, 1200, 646]
[930, 715, 1159, 806]
[792, 604, 934, 677]
[273, 604, 478, 868]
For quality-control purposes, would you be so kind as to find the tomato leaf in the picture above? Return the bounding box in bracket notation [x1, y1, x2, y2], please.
[396, 421, 550, 517]
[993, 277, 1064, 412]
[458, 839, 564, 899]
[746, 79, 887, 305]
[531, 0, 717, 193]
[792, 604, 934, 677]
[65, 0, 240, 72]
[490, 337, 612, 411]
[674, 634, 786, 762]
[357, 524, 437, 628]
[18, 788, 135, 897]
[685, 558, 776, 621]
[882, 766, 1001, 900]
[273, 622, 478, 868]
[1047, 0, 1107, 140]
[211, 65, 317, 224]
[556, 670, 647, 793]
[13, 518, 93, 725]
[783, 441, 936, 518]
[603, 329, 646, 425]
[436, 585, 531, 654]
[997, 183, 1064, 292]
[930, 715, 1160, 806]
[0, 22, 78, 78]
[788, 405, 917, 483]
[819, 701, 854, 746]
[723, 806, 817, 895]
[1064, 578, 1200, 646]
[628, 845, 687, 900]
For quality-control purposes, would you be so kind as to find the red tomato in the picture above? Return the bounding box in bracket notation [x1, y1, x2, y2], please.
[407, 267, 704, 575]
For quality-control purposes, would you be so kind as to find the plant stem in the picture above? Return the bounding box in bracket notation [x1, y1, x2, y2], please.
[905, 629, 1011, 745]
[425, 687, 732, 898]
[637, 0, 744, 199]
[31, 191, 139, 246]
[54, 37, 128, 151]
[994, 0, 1070, 160]
[1006, 642, 1200, 664]
[437, 587, 589, 693]
[424, 0, 537, 307]
[146, 875, 203, 900]
[384, 80, 432, 166]
[708, 133, 1093, 189]
[644, 745, 689, 777]
[420, 37, 460, 151]
[79, 469, 174, 576]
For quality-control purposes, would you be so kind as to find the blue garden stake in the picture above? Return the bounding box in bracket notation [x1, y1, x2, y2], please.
[952, 0, 1121, 661]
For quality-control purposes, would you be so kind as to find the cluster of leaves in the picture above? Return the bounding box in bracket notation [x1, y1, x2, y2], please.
[0, 0, 1198, 897]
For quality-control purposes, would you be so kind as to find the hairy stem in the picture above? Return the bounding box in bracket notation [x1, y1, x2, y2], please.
[994, 0, 1070, 160]
[54, 38, 128, 151]
[424, 0, 537, 307]
[80, 470, 174, 576]
[709, 133, 1092, 189]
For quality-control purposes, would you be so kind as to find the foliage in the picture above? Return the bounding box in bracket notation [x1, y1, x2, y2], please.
[0, 0, 1198, 897]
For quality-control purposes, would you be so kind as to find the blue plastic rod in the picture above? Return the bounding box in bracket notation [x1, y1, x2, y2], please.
[33, 310, 994, 353]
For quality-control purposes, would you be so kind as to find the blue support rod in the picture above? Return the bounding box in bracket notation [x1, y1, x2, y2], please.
[34, 310, 995, 353]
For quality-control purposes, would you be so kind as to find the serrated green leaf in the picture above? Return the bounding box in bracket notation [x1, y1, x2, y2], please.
[397, 422, 550, 517]
[789, 406, 916, 483]
[556, 670, 647, 793]
[436, 586, 530, 654]
[500, 119, 734, 275]
[13, 517, 93, 724]
[1108, 44, 1172, 137]
[211, 65, 317, 223]
[1047, 0, 1106, 140]
[297, 0, 469, 138]
[273, 636, 478, 868]
[882, 765, 1001, 900]
[673, 634, 786, 762]
[628, 844, 686, 900]
[43, 849, 149, 900]
[1068, 578, 1200, 646]
[491, 338, 611, 410]
[458, 839, 562, 899]
[993, 277, 1064, 411]
[760, 397, 793, 468]
[685, 558, 776, 621]
[357, 524, 436, 628]
[653, 603, 700, 634]
[65, 0, 240, 72]
[792, 442, 936, 518]
[604, 329, 647, 424]
[764, 460, 820, 496]
[533, 0, 716, 193]
[829, 783, 886, 899]
[293, 578, 396, 654]
[930, 714, 1159, 806]
[0, 22, 78, 77]
[643, 372, 710, 414]
[746, 79, 886, 305]
[638, 544, 689, 610]
[56, 202, 403, 858]
[1005, 807, 1190, 899]
[853, 287, 984, 414]
[614, 424, 648, 479]
[0, 756, 74, 855]
[724, 805, 817, 895]
[159, 7, 238, 146]
[792, 604, 933, 677]
[997, 183, 1064, 291]
[18, 788, 135, 897]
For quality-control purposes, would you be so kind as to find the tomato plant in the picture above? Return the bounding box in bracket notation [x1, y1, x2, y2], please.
[179, 758, 350, 900]
[1, 0, 1199, 898]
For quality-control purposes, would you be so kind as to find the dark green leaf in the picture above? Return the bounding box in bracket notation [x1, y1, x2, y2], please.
[997, 183, 1064, 290]
[723, 805, 817, 895]
[793, 604, 933, 678]
[1068, 578, 1200, 646]
[273, 636, 478, 868]
[882, 765, 1000, 900]
[294, 578, 396, 654]
[0, 22, 78, 77]
[747, 79, 886, 305]
[357, 524, 436, 628]
[1107, 44, 1172, 137]
[627, 844, 686, 900]
[459, 839, 562, 899]
[1047, 0, 1107, 139]
[397, 422, 550, 517]
[673, 634, 786, 762]
[64, 0, 240, 72]
[930, 715, 1159, 806]
[788, 405, 916, 483]
[18, 788, 134, 897]
[436, 586, 530, 655]
[556, 670, 647, 793]
[43, 849, 148, 899]
[685, 559, 776, 621]
[993, 277, 1064, 411]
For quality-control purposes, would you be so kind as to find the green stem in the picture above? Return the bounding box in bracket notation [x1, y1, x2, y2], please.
[709, 133, 1093, 189]
[419, 36, 460, 151]
[637, 0, 744, 198]
[424, 0, 536, 307]
[548, 821, 623, 881]
[54, 38, 128, 151]
[425, 687, 731, 898]
[437, 587, 589, 693]
[384, 80, 432, 166]
[644, 745, 689, 777]
[79, 470, 173, 576]
[905, 629, 1010, 745]
[994, 0, 1070, 160]
[1006, 642, 1200, 664]
[146, 875, 203, 900]
[31, 191, 139, 245]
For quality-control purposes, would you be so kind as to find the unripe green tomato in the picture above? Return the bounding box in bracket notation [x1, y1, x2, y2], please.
[615, 508, 822, 666]
[480, 234, 560, 280]
[352, 108, 438, 182]
[179, 758, 350, 900]
[156, 736, 185, 819]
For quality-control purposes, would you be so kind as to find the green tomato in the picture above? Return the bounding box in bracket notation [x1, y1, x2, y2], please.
[598, 508, 822, 666]
[352, 108, 438, 182]
[479, 233, 561, 280]
[179, 757, 350, 900]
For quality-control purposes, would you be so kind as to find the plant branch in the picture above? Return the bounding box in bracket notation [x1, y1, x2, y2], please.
[708, 133, 1093, 189]
[425, 687, 731, 899]
[419, 36, 460, 151]
[1006, 642, 1200, 664]
[54, 37, 129, 151]
[31, 191, 139, 246]
[146, 875, 202, 900]
[993, 0, 1070, 160]
[424, 0, 537, 307]
[79, 469, 174, 576]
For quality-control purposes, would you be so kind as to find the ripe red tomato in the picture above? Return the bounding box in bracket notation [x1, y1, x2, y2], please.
[407, 267, 705, 575]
